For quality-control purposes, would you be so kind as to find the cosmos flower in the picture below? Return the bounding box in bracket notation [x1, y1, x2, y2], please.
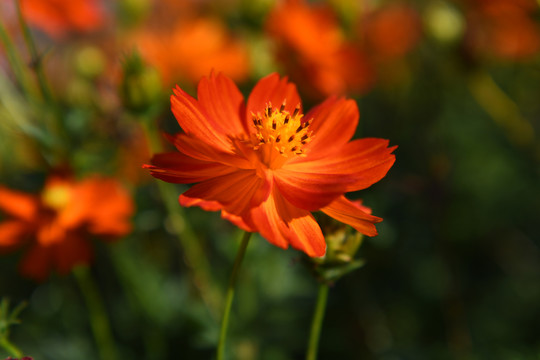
[132, 17, 251, 86]
[266, 0, 373, 98]
[144, 72, 395, 257]
[464, 0, 540, 60]
[0, 175, 133, 281]
[362, 4, 421, 61]
[19, 0, 106, 38]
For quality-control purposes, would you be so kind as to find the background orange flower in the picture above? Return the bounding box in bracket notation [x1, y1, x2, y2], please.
[20, 0, 106, 38]
[0, 175, 133, 281]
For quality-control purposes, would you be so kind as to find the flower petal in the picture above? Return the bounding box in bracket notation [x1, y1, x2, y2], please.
[179, 196, 222, 211]
[197, 72, 249, 136]
[0, 220, 29, 250]
[245, 188, 326, 256]
[171, 85, 232, 152]
[302, 97, 359, 158]
[81, 178, 133, 237]
[168, 133, 251, 169]
[19, 244, 52, 282]
[0, 186, 38, 221]
[273, 168, 354, 211]
[321, 196, 382, 236]
[54, 235, 93, 275]
[246, 73, 302, 118]
[286, 138, 396, 191]
[145, 152, 237, 183]
[180, 170, 269, 215]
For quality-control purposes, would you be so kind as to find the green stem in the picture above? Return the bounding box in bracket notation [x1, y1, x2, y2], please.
[15, 0, 54, 104]
[141, 120, 222, 318]
[0, 337, 23, 358]
[73, 266, 119, 360]
[0, 20, 34, 97]
[14, 0, 65, 160]
[216, 231, 252, 360]
[306, 283, 330, 360]
[467, 70, 534, 146]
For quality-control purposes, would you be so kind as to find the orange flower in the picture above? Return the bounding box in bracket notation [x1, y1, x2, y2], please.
[144, 73, 396, 257]
[132, 17, 251, 86]
[362, 4, 421, 61]
[465, 0, 540, 60]
[266, 0, 373, 98]
[0, 175, 133, 281]
[20, 0, 106, 38]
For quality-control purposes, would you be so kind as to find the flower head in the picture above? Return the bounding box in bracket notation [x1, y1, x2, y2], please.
[0, 175, 133, 281]
[144, 73, 395, 257]
[464, 0, 540, 60]
[132, 17, 251, 86]
[266, 0, 373, 98]
[20, 0, 106, 38]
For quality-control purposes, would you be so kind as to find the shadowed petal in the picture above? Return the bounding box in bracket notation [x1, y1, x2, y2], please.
[180, 170, 269, 215]
[321, 196, 382, 236]
[179, 196, 223, 211]
[168, 133, 252, 169]
[246, 73, 302, 118]
[144, 152, 237, 183]
[19, 244, 52, 282]
[274, 168, 354, 211]
[245, 189, 326, 256]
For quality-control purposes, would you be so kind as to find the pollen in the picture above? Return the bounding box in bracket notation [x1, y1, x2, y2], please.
[251, 102, 313, 163]
[42, 183, 72, 211]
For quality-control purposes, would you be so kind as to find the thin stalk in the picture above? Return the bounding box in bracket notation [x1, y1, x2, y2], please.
[467, 70, 534, 146]
[216, 231, 252, 360]
[0, 337, 23, 358]
[0, 20, 34, 97]
[14, 0, 65, 160]
[73, 266, 119, 360]
[306, 283, 330, 360]
[141, 120, 222, 318]
[15, 0, 54, 104]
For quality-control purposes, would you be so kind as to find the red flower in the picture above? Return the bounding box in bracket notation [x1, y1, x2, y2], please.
[0, 175, 133, 281]
[266, 0, 374, 98]
[20, 0, 106, 38]
[132, 17, 251, 86]
[465, 0, 540, 60]
[144, 73, 396, 257]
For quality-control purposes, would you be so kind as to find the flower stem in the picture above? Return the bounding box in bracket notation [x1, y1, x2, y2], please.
[0, 337, 23, 358]
[306, 283, 330, 360]
[73, 266, 119, 360]
[216, 231, 252, 360]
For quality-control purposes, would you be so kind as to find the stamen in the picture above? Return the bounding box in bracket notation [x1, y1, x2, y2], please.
[249, 101, 313, 168]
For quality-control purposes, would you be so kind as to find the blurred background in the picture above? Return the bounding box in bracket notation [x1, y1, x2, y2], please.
[1, 0, 540, 359]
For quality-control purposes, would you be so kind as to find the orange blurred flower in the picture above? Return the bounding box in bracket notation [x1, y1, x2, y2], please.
[266, 0, 373, 98]
[132, 17, 251, 86]
[465, 0, 540, 60]
[362, 4, 421, 61]
[0, 175, 133, 281]
[20, 0, 106, 38]
[144, 73, 396, 257]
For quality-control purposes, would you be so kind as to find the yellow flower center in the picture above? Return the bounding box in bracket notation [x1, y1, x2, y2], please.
[42, 184, 72, 211]
[251, 102, 312, 169]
